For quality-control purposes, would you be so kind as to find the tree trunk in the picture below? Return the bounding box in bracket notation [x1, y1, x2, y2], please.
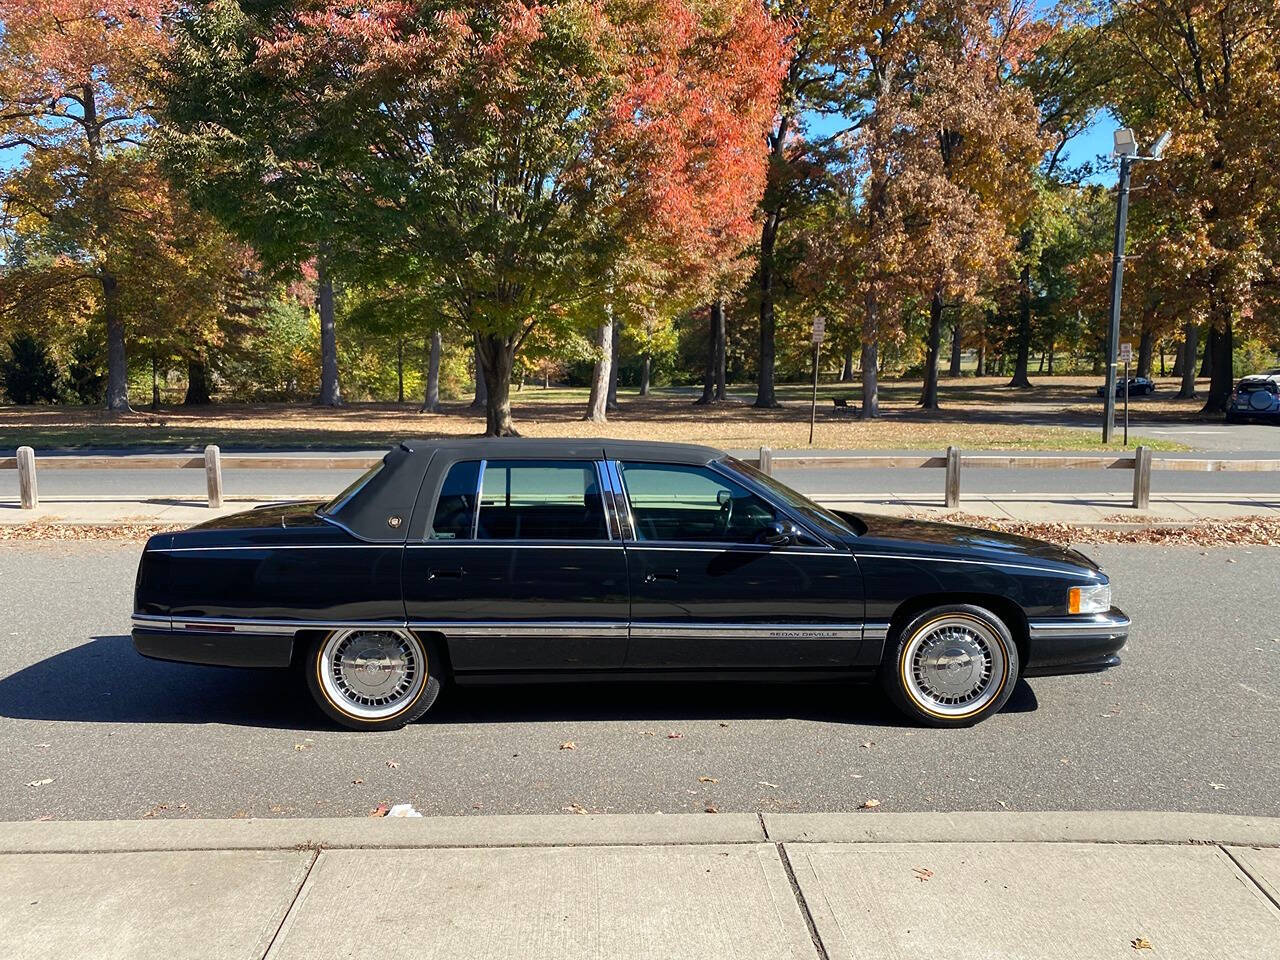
[1008, 264, 1033, 388]
[919, 285, 943, 408]
[1171, 336, 1185, 377]
[606, 320, 621, 410]
[860, 290, 880, 419]
[1176, 323, 1198, 398]
[976, 343, 985, 377]
[1199, 333, 1213, 377]
[396, 338, 405, 403]
[102, 271, 131, 412]
[754, 216, 780, 408]
[1047, 340, 1055, 375]
[1159, 343, 1166, 376]
[840, 344, 854, 382]
[639, 354, 651, 396]
[948, 317, 962, 377]
[696, 300, 727, 405]
[421, 331, 441, 413]
[476, 333, 518, 436]
[184, 356, 212, 405]
[1137, 328, 1154, 379]
[1201, 311, 1234, 414]
[316, 259, 341, 406]
[470, 341, 487, 408]
[150, 352, 160, 411]
[584, 315, 612, 423]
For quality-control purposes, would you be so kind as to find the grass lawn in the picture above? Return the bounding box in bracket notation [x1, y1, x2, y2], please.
[0, 374, 1195, 452]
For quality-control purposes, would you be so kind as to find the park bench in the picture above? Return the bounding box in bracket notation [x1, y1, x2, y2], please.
[832, 397, 856, 415]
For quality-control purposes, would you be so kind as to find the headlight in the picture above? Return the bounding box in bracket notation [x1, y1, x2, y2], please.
[1068, 583, 1111, 615]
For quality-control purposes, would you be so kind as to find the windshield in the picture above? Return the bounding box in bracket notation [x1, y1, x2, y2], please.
[318, 461, 385, 516]
[723, 457, 855, 539]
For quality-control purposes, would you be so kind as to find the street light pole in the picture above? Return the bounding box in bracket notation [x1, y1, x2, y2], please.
[1103, 154, 1132, 444]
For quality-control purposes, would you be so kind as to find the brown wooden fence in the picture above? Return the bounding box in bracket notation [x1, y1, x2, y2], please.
[4, 444, 1279, 511]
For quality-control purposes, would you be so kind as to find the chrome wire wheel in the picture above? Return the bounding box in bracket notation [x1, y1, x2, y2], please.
[900, 615, 1008, 719]
[317, 628, 427, 721]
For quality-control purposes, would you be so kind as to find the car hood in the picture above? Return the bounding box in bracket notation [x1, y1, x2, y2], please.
[190, 500, 329, 531]
[835, 511, 1102, 574]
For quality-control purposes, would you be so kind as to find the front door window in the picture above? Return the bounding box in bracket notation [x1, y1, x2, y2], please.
[619, 462, 782, 545]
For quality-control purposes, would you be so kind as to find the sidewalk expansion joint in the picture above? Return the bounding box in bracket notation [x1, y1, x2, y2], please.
[1221, 845, 1280, 914]
[776, 842, 829, 960]
[261, 847, 320, 960]
[758, 812, 770, 840]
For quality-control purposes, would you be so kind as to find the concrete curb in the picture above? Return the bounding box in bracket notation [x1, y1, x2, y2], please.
[3, 811, 1280, 855]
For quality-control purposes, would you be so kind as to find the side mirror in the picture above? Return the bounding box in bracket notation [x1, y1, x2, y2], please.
[761, 520, 800, 546]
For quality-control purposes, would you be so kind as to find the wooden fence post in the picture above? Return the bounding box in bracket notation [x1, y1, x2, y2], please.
[758, 446, 773, 476]
[17, 446, 37, 509]
[204, 444, 223, 508]
[1132, 445, 1152, 509]
[945, 446, 961, 509]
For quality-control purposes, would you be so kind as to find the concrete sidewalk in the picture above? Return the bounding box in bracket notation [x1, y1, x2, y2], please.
[3, 490, 1279, 527]
[3, 812, 1279, 960]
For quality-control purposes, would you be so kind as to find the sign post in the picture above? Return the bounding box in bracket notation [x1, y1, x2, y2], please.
[809, 318, 825, 445]
[1119, 341, 1132, 447]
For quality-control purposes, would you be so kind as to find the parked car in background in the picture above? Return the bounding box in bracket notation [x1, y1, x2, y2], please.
[1226, 374, 1280, 423]
[131, 439, 1129, 731]
[1096, 376, 1156, 397]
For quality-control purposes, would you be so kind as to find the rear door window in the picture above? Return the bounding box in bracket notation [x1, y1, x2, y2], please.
[428, 460, 481, 540]
[476, 460, 608, 541]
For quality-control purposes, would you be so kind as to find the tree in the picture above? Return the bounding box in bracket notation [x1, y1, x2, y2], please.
[160, 0, 394, 407]
[908, 1, 1044, 409]
[0, 0, 170, 411]
[195, 0, 786, 434]
[751, 1, 860, 409]
[1102, 0, 1280, 413]
[0, 332, 60, 403]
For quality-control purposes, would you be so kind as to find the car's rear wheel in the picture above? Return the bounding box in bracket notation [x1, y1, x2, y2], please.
[305, 628, 442, 730]
[880, 604, 1019, 727]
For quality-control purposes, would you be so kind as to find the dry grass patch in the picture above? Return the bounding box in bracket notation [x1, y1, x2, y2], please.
[1, 386, 1185, 451]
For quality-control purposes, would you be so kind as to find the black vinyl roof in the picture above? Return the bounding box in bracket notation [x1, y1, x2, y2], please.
[400, 436, 726, 464]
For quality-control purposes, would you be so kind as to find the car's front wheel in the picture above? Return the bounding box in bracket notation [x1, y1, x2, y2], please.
[880, 604, 1019, 727]
[305, 628, 442, 730]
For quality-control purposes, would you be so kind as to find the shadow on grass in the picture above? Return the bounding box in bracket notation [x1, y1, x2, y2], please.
[0, 634, 1038, 729]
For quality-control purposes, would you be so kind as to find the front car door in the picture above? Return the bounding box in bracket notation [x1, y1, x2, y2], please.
[610, 457, 868, 670]
[402, 456, 629, 673]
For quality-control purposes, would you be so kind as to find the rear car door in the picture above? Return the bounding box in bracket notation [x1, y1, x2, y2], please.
[401, 457, 629, 673]
[612, 459, 865, 669]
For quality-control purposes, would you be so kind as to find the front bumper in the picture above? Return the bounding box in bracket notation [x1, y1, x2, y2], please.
[1023, 607, 1129, 677]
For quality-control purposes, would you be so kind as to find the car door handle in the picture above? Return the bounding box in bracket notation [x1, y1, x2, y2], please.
[427, 567, 466, 580]
[645, 570, 679, 583]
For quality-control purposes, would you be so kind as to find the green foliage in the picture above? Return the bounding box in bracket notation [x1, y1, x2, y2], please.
[1, 332, 60, 404]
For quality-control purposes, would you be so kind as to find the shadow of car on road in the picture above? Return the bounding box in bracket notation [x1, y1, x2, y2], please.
[0, 635, 1038, 729]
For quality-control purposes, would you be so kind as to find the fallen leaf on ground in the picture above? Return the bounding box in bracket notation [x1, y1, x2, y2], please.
[996, 800, 1009, 809]
[566, 803, 589, 815]
[860, 798, 881, 810]
[718, 722, 730, 728]
[667, 732, 684, 740]
[861, 741, 874, 749]
[704, 805, 719, 814]
[1132, 937, 1152, 950]
[368, 803, 390, 818]
[385, 760, 400, 769]
[698, 776, 718, 784]
[559, 741, 576, 751]
[913, 867, 934, 882]
[1209, 782, 1227, 790]
[293, 743, 311, 752]
[25, 778, 54, 787]
[758, 781, 780, 789]
[352, 778, 364, 785]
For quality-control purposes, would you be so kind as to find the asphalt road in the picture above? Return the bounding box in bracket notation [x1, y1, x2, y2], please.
[0, 542, 1277, 822]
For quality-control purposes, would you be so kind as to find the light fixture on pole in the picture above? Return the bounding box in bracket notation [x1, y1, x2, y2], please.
[1102, 127, 1171, 443]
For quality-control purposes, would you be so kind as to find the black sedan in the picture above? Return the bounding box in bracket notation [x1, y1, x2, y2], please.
[1096, 376, 1156, 396]
[131, 439, 1129, 730]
